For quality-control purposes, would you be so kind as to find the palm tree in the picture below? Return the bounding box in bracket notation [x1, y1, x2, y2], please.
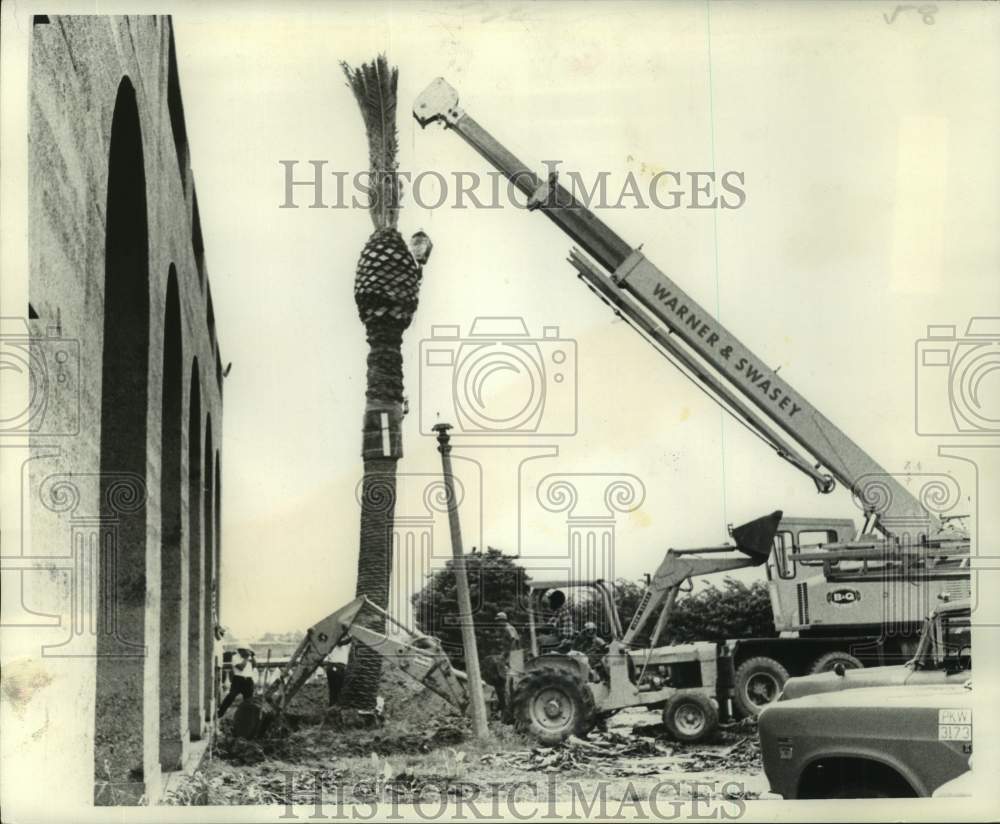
[337, 55, 431, 714]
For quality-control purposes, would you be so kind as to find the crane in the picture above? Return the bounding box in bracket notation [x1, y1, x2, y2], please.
[411, 77, 970, 726]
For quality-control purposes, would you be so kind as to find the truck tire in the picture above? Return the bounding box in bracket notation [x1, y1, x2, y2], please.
[734, 656, 789, 718]
[663, 690, 719, 743]
[810, 651, 863, 675]
[512, 666, 596, 745]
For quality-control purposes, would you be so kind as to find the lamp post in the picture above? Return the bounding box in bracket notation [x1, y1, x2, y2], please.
[433, 423, 489, 740]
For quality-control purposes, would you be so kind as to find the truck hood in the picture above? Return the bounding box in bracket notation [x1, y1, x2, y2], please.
[779, 664, 913, 701]
[768, 681, 970, 711]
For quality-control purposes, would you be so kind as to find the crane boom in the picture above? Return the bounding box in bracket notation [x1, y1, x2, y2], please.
[413, 78, 941, 541]
[568, 249, 835, 493]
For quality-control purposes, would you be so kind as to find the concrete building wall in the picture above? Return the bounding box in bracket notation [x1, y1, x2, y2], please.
[9, 14, 223, 805]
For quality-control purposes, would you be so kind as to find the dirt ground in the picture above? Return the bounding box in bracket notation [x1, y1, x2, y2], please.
[165, 669, 767, 807]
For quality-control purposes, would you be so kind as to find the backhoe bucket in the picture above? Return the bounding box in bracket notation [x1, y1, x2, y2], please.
[233, 696, 274, 739]
[731, 510, 782, 565]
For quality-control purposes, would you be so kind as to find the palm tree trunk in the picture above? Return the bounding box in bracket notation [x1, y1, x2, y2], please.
[339, 322, 405, 711]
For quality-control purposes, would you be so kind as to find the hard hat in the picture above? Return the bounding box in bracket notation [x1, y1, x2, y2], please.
[584, 621, 597, 631]
[495, 612, 508, 621]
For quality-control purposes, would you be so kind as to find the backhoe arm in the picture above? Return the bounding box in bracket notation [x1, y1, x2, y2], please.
[262, 596, 366, 713]
[258, 596, 477, 726]
[348, 623, 471, 711]
[622, 510, 781, 647]
[623, 552, 762, 646]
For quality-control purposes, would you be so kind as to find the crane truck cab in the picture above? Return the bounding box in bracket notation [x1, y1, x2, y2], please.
[728, 519, 971, 718]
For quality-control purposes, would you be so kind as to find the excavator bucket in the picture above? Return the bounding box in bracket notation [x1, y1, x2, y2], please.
[731, 510, 782, 565]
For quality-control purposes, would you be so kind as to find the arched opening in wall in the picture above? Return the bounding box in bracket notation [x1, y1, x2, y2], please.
[206, 285, 216, 347]
[166, 25, 189, 189]
[203, 417, 215, 722]
[159, 268, 184, 771]
[214, 451, 221, 629]
[187, 361, 203, 740]
[191, 189, 205, 287]
[95, 76, 150, 804]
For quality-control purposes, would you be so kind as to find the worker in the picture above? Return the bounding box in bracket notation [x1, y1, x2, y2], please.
[574, 621, 609, 681]
[497, 611, 521, 655]
[546, 590, 575, 652]
[488, 612, 521, 720]
[218, 642, 256, 717]
[573, 620, 600, 651]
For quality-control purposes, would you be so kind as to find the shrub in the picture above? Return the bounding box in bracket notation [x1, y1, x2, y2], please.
[411, 548, 531, 671]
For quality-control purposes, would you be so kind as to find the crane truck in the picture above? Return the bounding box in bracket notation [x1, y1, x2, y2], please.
[410, 78, 971, 723]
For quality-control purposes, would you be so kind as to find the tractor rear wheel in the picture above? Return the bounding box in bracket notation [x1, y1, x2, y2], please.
[734, 656, 789, 718]
[512, 666, 596, 745]
[662, 690, 719, 743]
[810, 651, 863, 674]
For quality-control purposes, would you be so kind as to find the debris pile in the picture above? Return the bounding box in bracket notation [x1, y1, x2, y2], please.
[480, 732, 674, 777]
[167, 683, 764, 807]
[477, 726, 760, 779]
[679, 735, 761, 772]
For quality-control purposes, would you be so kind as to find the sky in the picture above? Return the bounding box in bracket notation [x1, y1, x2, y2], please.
[170, 1, 1000, 637]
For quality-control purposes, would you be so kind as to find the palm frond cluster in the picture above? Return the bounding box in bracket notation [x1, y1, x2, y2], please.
[342, 55, 422, 328]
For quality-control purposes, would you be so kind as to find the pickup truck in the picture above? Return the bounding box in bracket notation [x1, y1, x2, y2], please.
[778, 598, 971, 703]
[758, 681, 972, 798]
